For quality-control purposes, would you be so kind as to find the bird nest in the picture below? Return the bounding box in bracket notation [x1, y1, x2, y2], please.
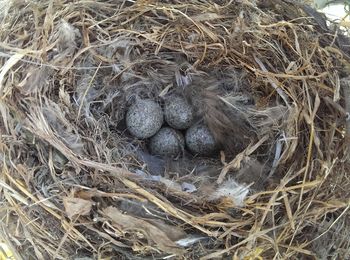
[0, 0, 350, 259]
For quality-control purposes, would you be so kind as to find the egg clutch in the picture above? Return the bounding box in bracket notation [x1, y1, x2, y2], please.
[126, 95, 217, 157]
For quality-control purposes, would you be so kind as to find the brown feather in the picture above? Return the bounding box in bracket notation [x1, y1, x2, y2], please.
[186, 82, 256, 155]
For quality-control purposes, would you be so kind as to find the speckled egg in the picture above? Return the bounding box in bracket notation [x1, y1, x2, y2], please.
[149, 127, 185, 157]
[185, 124, 217, 156]
[126, 99, 163, 139]
[164, 95, 193, 130]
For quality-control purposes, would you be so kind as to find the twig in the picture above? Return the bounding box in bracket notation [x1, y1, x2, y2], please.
[253, 55, 291, 108]
[217, 135, 269, 184]
[341, 77, 350, 145]
[76, 62, 101, 120]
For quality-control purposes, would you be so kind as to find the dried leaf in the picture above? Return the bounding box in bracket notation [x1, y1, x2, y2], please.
[0, 52, 25, 96]
[63, 197, 92, 219]
[102, 206, 185, 255]
[0, 100, 10, 134]
[192, 13, 223, 22]
[146, 219, 186, 241]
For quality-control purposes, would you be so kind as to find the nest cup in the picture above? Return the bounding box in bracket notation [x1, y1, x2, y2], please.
[0, 1, 349, 260]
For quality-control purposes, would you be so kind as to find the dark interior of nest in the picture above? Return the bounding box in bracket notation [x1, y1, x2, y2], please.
[86, 56, 285, 194]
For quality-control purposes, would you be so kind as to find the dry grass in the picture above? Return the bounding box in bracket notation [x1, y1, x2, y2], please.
[0, 0, 349, 259]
